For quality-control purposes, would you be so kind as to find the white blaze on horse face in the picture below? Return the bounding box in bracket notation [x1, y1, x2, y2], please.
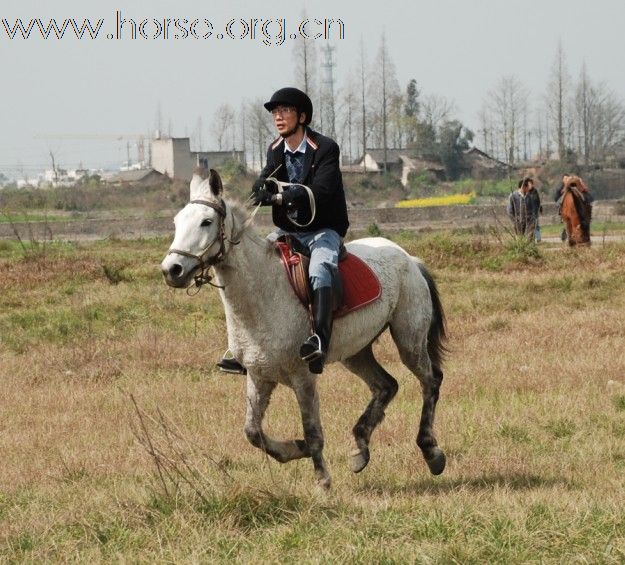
[160, 202, 221, 280]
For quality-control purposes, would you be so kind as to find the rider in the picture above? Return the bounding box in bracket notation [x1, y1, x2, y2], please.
[217, 87, 349, 375]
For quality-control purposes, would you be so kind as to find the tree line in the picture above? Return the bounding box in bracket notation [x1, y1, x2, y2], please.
[195, 35, 624, 178]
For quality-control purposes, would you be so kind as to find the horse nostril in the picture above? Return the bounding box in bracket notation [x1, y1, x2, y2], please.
[170, 263, 183, 278]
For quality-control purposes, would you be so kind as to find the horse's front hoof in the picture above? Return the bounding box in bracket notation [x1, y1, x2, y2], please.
[316, 475, 332, 491]
[350, 448, 370, 473]
[425, 447, 446, 475]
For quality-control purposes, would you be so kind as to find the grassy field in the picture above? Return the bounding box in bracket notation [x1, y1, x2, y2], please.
[1, 232, 625, 562]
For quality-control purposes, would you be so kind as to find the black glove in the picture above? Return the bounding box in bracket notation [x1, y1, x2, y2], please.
[280, 185, 305, 208]
[251, 178, 273, 206]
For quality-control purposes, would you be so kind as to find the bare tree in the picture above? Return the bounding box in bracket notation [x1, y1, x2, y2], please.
[319, 43, 338, 138]
[369, 33, 400, 171]
[246, 99, 274, 170]
[238, 101, 247, 167]
[421, 94, 456, 131]
[210, 104, 235, 151]
[358, 38, 369, 170]
[292, 10, 318, 125]
[292, 17, 317, 94]
[477, 106, 490, 154]
[590, 83, 625, 162]
[389, 92, 406, 149]
[337, 72, 359, 164]
[546, 41, 570, 160]
[485, 75, 529, 165]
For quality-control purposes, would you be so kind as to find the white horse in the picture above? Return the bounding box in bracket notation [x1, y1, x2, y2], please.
[160, 169, 447, 489]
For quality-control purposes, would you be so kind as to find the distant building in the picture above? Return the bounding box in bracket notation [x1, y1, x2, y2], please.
[345, 150, 445, 187]
[364, 148, 407, 176]
[103, 168, 166, 187]
[461, 147, 508, 179]
[151, 137, 245, 181]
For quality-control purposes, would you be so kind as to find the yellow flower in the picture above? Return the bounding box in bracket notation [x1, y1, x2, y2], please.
[395, 192, 475, 208]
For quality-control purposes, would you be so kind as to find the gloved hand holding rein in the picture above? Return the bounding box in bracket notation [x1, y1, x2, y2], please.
[253, 178, 306, 208]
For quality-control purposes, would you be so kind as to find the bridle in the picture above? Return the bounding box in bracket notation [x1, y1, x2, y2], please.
[167, 199, 238, 291]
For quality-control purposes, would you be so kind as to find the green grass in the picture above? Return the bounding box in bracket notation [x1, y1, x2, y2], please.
[1, 233, 625, 561]
[0, 212, 68, 223]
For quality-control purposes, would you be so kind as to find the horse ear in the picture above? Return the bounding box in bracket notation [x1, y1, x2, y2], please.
[190, 167, 210, 200]
[209, 169, 223, 197]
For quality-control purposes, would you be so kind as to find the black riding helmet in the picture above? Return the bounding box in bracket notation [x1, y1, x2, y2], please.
[264, 87, 313, 125]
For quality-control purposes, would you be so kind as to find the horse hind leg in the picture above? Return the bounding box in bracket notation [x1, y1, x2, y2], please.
[390, 300, 446, 474]
[396, 340, 446, 475]
[244, 377, 310, 464]
[342, 344, 399, 473]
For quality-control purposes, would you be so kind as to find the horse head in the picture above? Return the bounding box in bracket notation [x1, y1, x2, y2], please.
[161, 168, 228, 288]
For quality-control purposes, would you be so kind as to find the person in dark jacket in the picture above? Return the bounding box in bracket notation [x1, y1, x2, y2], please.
[507, 176, 541, 240]
[218, 87, 349, 375]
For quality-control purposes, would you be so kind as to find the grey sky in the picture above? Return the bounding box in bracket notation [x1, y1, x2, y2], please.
[1, 0, 624, 175]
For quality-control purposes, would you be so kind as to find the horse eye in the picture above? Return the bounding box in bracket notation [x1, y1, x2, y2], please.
[201, 219, 212, 227]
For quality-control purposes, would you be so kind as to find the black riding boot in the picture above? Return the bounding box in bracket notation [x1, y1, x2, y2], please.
[299, 287, 334, 374]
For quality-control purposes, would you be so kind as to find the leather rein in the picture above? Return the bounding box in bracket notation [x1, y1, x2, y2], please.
[167, 199, 239, 291]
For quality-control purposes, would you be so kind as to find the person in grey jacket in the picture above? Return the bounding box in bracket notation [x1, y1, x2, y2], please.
[507, 177, 541, 240]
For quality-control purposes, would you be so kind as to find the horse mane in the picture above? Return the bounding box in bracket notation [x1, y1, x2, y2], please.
[224, 197, 273, 255]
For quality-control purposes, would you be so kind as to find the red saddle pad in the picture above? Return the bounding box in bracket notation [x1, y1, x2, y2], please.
[275, 243, 382, 318]
[335, 253, 382, 319]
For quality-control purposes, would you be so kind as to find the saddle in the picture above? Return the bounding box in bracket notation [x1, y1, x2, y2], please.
[275, 236, 382, 319]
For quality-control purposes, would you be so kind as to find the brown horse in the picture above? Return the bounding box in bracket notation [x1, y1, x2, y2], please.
[560, 181, 592, 246]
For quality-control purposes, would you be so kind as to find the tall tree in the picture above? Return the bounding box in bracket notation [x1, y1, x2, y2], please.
[404, 79, 420, 146]
[438, 120, 474, 180]
[338, 72, 359, 164]
[546, 41, 570, 160]
[238, 101, 248, 167]
[319, 43, 338, 138]
[358, 38, 368, 170]
[210, 104, 235, 151]
[292, 10, 318, 125]
[485, 75, 529, 165]
[246, 99, 273, 169]
[370, 33, 400, 172]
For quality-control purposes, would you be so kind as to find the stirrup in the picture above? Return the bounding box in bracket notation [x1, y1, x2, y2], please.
[299, 333, 323, 362]
[216, 350, 247, 375]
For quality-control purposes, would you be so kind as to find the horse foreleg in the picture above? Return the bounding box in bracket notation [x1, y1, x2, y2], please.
[343, 345, 399, 473]
[244, 376, 310, 463]
[293, 377, 331, 490]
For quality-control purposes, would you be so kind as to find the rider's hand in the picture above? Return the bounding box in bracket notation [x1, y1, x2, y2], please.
[252, 179, 273, 206]
[280, 185, 305, 208]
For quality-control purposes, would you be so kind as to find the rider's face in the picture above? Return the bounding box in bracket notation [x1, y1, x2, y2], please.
[272, 106, 304, 136]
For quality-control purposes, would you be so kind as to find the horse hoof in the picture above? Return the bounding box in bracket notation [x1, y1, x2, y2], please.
[350, 448, 370, 473]
[425, 448, 446, 475]
[316, 475, 332, 491]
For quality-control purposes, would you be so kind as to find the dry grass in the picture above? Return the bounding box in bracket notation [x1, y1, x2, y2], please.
[1, 234, 625, 562]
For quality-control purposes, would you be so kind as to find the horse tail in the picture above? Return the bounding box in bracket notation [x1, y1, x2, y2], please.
[417, 262, 448, 369]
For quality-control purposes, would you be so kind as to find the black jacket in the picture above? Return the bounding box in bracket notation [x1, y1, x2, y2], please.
[253, 127, 350, 237]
